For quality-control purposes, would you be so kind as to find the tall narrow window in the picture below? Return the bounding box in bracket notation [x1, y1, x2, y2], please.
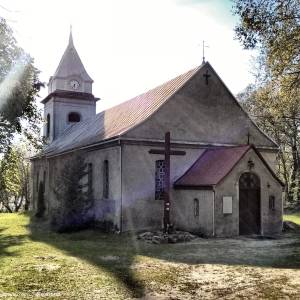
[103, 160, 109, 199]
[88, 163, 93, 196]
[46, 114, 50, 138]
[36, 171, 39, 192]
[155, 160, 165, 200]
[194, 198, 199, 217]
[43, 171, 46, 190]
[269, 195, 275, 210]
[68, 112, 81, 123]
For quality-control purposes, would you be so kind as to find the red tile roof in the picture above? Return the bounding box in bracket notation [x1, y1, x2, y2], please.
[174, 145, 254, 188]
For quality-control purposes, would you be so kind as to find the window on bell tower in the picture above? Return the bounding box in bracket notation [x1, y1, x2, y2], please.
[68, 112, 81, 123]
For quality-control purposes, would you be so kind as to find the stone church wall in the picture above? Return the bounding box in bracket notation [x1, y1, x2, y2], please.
[121, 143, 205, 231]
[214, 148, 283, 237]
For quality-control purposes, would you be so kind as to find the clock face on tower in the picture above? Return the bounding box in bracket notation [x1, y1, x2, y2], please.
[70, 80, 80, 90]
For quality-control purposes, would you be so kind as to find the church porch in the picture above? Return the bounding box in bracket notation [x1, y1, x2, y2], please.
[174, 145, 284, 237]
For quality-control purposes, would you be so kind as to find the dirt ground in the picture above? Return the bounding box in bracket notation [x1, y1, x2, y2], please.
[138, 233, 300, 299]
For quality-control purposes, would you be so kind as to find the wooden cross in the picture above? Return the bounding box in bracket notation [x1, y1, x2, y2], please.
[203, 69, 210, 85]
[149, 132, 186, 233]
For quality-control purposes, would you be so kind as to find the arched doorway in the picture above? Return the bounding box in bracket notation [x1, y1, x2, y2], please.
[239, 172, 261, 235]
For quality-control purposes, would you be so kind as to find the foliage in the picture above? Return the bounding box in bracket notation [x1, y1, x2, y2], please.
[35, 181, 45, 218]
[233, 0, 300, 207]
[51, 153, 93, 232]
[0, 145, 30, 212]
[233, 0, 300, 85]
[284, 213, 300, 225]
[238, 81, 300, 205]
[0, 16, 44, 153]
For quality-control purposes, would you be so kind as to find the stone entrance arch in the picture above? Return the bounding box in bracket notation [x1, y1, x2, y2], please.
[239, 172, 261, 235]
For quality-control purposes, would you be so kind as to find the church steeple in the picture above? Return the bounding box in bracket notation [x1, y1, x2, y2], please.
[43, 30, 98, 143]
[48, 28, 93, 94]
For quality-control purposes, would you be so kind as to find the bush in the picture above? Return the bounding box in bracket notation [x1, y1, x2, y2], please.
[51, 153, 93, 232]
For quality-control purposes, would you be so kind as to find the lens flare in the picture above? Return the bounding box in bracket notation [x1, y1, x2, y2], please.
[0, 55, 30, 111]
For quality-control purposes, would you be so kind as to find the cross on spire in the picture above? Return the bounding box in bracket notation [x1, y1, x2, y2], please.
[247, 131, 251, 145]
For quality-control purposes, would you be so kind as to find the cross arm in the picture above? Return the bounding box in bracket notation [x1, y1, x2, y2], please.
[149, 149, 186, 155]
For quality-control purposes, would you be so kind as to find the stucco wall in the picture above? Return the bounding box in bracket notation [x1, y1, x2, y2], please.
[31, 146, 121, 228]
[44, 97, 96, 142]
[172, 190, 214, 236]
[214, 148, 283, 237]
[260, 150, 278, 172]
[121, 144, 205, 231]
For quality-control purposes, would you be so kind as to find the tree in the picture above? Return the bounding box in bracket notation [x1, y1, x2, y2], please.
[233, 0, 300, 83]
[238, 82, 300, 206]
[0, 16, 43, 153]
[233, 0, 300, 208]
[51, 153, 93, 232]
[0, 145, 31, 212]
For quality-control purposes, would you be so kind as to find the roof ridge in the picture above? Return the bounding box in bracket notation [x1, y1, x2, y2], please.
[98, 65, 202, 116]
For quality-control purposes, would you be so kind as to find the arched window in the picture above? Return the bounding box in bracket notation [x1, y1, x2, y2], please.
[46, 114, 50, 137]
[68, 112, 81, 123]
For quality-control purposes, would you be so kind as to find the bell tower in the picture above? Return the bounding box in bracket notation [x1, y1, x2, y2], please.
[42, 29, 99, 142]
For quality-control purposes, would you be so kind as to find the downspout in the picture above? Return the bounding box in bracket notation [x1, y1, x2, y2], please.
[212, 186, 216, 237]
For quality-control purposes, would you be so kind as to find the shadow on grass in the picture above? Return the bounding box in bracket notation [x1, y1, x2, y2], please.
[26, 217, 300, 298]
[0, 227, 27, 258]
[27, 219, 147, 298]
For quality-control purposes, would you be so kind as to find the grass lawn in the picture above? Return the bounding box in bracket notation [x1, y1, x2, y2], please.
[284, 213, 300, 225]
[1, 213, 300, 299]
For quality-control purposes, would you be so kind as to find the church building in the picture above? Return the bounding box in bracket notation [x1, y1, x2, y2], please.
[31, 32, 284, 236]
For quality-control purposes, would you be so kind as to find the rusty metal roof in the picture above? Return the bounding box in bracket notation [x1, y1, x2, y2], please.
[174, 145, 284, 188]
[174, 145, 251, 188]
[43, 65, 202, 156]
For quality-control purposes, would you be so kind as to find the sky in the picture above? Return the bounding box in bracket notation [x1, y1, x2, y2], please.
[0, 0, 256, 112]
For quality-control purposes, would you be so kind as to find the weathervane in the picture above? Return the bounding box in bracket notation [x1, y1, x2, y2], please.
[202, 40, 209, 64]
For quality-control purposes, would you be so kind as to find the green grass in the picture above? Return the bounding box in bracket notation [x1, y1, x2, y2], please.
[284, 212, 300, 225]
[0, 213, 300, 299]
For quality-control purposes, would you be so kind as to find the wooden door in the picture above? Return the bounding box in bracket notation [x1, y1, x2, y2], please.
[239, 172, 261, 235]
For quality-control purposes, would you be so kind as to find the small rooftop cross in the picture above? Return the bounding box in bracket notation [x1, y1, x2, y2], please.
[247, 131, 251, 145]
[203, 69, 211, 85]
[149, 132, 186, 233]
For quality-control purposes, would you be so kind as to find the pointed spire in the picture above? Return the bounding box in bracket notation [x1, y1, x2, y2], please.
[52, 27, 93, 83]
[69, 25, 73, 47]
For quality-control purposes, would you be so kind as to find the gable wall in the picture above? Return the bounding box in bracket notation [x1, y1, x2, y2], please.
[124, 65, 276, 149]
[214, 148, 283, 237]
